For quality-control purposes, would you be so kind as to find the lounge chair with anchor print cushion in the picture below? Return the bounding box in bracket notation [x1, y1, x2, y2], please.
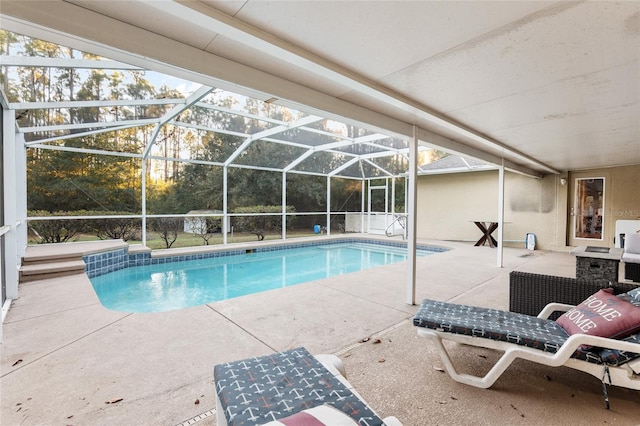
[413, 288, 640, 409]
[214, 347, 403, 425]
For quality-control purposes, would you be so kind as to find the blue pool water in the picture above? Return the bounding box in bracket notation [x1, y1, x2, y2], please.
[90, 242, 438, 313]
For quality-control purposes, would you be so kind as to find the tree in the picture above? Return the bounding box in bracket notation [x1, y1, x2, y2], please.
[1, 31, 20, 99]
[191, 217, 222, 245]
[28, 210, 86, 244]
[27, 147, 141, 212]
[15, 36, 149, 213]
[5, 30, 405, 239]
[150, 217, 182, 249]
[233, 205, 295, 241]
[92, 215, 140, 241]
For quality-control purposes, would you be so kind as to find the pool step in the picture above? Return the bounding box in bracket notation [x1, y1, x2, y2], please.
[19, 240, 128, 283]
[20, 258, 86, 283]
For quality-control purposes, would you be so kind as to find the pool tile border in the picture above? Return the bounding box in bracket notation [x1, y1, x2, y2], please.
[83, 238, 448, 278]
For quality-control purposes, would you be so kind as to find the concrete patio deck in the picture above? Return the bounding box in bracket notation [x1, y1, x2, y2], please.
[1, 238, 639, 425]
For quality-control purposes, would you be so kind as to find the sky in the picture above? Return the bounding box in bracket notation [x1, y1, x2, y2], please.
[144, 70, 202, 97]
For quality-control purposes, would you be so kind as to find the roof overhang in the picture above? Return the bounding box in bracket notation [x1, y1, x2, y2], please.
[0, 1, 553, 178]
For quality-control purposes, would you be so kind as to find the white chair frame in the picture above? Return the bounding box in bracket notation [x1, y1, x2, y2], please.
[417, 303, 640, 391]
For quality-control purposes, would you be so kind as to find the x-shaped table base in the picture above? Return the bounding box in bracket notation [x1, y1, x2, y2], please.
[473, 221, 499, 248]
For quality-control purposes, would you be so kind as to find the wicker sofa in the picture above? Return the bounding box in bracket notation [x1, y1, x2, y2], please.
[509, 271, 639, 318]
[623, 232, 640, 282]
[625, 262, 640, 282]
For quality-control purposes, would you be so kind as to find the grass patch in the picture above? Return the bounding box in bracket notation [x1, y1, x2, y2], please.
[29, 230, 325, 250]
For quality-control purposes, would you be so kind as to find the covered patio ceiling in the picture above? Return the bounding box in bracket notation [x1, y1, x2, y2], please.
[2, 1, 638, 179]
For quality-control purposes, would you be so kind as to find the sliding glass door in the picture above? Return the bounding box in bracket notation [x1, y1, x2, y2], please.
[573, 177, 605, 241]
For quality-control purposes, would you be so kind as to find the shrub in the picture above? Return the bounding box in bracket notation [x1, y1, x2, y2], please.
[232, 205, 295, 240]
[91, 214, 140, 241]
[27, 210, 87, 244]
[190, 216, 223, 245]
[149, 217, 183, 248]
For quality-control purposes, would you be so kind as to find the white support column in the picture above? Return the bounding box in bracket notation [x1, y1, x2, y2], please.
[406, 126, 418, 305]
[223, 166, 228, 245]
[404, 176, 409, 239]
[3, 109, 19, 301]
[326, 176, 331, 236]
[497, 158, 505, 268]
[360, 179, 365, 233]
[15, 133, 27, 261]
[282, 173, 287, 240]
[141, 159, 147, 245]
[384, 177, 389, 231]
[391, 176, 396, 217]
[366, 179, 371, 233]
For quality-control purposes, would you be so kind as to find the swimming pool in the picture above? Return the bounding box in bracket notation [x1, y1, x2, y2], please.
[89, 241, 442, 313]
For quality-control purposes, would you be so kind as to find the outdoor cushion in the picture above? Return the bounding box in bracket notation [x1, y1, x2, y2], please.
[260, 404, 357, 426]
[556, 288, 640, 340]
[413, 299, 571, 354]
[618, 291, 640, 307]
[597, 332, 640, 366]
[626, 287, 640, 301]
[624, 232, 640, 254]
[412, 299, 640, 365]
[593, 291, 640, 365]
[214, 347, 385, 426]
[413, 298, 640, 408]
[623, 252, 640, 264]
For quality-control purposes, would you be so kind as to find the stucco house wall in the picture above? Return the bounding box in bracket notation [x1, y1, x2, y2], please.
[415, 170, 567, 250]
[415, 164, 640, 251]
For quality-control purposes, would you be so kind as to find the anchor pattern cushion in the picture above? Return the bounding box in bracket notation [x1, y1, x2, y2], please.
[214, 347, 384, 426]
[413, 299, 570, 351]
[623, 287, 640, 304]
[412, 299, 603, 363]
[597, 331, 640, 366]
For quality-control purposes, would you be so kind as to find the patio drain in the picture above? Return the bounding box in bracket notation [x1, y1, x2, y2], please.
[175, 409, 214, 426]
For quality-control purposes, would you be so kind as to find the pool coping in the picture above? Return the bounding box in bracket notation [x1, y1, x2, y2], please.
[82, 234, 450, 279]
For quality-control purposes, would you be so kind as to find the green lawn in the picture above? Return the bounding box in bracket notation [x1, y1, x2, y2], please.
[134, 231, 321, 250]
[29, 230, 324, 250]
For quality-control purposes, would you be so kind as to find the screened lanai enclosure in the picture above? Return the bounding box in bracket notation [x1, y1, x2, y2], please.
[2, 31, 450, 250]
